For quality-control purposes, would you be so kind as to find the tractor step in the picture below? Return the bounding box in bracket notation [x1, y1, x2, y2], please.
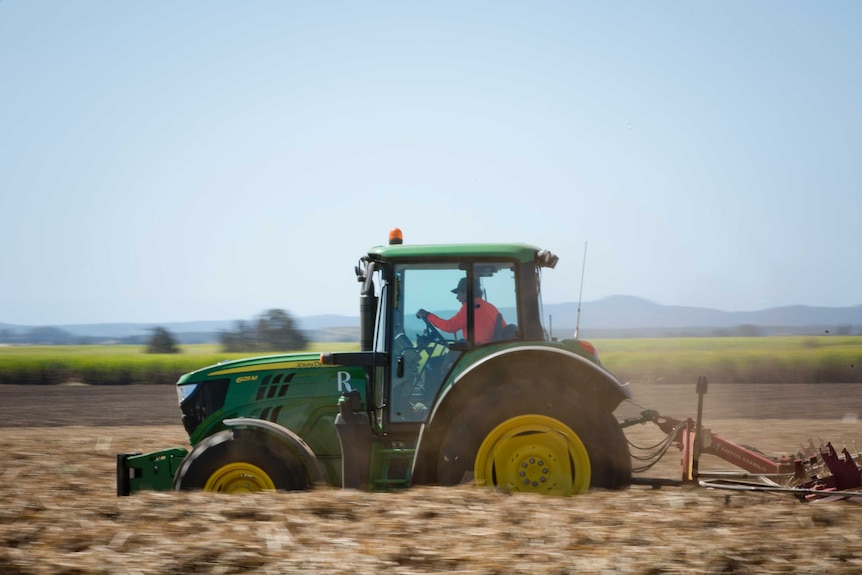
[370, 445, 415, 491]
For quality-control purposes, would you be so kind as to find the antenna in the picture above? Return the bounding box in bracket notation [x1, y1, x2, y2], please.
[574, 241, 588, 339]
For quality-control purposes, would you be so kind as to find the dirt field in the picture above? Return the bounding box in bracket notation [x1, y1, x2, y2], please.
[2, 382, 861, 574]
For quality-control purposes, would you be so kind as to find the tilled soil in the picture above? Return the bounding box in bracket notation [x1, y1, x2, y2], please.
[1, 382, 861, 574]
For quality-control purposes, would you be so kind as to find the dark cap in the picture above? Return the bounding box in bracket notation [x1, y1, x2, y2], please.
[451, 277, 481, 294]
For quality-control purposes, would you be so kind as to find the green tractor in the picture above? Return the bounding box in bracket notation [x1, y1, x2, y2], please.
[118, 229, 632, 496]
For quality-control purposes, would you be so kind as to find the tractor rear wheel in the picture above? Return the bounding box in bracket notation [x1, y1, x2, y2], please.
[173, 428, 315, 493]
[474, 414, 591, 495]
[436, 386, 630, 494]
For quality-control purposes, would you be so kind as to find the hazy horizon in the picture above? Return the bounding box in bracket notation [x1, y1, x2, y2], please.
[2, 293, 860, 331]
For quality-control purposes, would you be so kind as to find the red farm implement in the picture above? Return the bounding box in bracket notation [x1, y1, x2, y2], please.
[623, 377, 862, 502]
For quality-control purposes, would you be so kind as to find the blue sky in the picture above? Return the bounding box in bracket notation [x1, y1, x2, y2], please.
[1, 1, 860, 326]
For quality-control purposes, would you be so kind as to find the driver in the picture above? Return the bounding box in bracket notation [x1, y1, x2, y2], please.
[416, 277, 505, 345]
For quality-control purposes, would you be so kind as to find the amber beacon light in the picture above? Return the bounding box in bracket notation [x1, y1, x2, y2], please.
[388, 228, 403, 245]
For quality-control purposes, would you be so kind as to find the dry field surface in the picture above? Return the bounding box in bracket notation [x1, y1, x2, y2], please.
[2, 382, 862, 574]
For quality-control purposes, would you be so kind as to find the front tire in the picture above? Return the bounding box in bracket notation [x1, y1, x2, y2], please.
[173, 428, 316, 493]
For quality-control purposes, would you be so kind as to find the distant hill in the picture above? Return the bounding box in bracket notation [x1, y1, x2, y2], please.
[546, 296, 862, 338]
[2, 298, 861, 344]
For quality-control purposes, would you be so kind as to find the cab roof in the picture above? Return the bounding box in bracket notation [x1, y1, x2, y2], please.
[366, 242, 545, 264]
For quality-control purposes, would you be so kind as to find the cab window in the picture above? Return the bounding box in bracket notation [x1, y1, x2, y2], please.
[387, 262, 518, 422]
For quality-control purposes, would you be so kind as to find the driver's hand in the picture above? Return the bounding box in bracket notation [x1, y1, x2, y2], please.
[416, 309, 429, 320]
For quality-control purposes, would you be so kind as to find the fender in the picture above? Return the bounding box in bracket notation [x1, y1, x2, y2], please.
[429, 345, 630, 423]
[223, 418, 326, 484]
[173, 418, 325, 490]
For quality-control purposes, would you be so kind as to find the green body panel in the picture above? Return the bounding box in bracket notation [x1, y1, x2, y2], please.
[184, 353, 366, 453]
[122, 352, 368, 492]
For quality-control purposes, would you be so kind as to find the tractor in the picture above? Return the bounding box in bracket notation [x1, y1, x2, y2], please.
[118, 229, 632, 496]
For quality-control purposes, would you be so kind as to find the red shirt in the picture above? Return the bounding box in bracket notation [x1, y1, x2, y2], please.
[428, 299, 505, 344]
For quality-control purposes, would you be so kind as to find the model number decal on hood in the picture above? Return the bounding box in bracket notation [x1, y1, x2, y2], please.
[210, 360, 324, 376]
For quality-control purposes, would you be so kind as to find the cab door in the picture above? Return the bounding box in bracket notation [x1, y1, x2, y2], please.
[387, 263, 465, 422]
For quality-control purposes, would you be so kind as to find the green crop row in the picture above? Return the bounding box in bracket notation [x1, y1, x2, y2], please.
[0, 343, 359, 386]
[594, 336, 862, 384]
[0, 337, 860, 386]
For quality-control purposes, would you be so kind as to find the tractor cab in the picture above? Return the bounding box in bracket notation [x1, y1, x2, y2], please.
[341, 229, 559, 425]
[383, 258, 520, 423]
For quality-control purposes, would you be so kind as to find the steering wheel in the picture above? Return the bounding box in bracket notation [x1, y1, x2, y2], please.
[421, 316, 448, 346]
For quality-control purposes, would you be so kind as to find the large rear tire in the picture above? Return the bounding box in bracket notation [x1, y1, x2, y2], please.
[436, 385, 630, 494]
[474, 414, 592, 495]
[173, 428, 316, 493]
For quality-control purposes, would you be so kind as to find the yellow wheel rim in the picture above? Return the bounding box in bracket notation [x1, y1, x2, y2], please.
[203, 462, 277, 493]
[474, 414, 591, 496]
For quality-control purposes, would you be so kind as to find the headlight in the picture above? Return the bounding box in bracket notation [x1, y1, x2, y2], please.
[176, 383, 199, 405]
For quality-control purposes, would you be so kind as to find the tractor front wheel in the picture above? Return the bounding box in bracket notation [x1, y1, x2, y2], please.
[203, 461, 277, 492]
[173, 428, 315, 493]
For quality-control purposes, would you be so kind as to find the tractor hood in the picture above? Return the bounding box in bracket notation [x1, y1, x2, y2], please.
[179, 352, 330, 382]
[175, 352, 367, 445]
